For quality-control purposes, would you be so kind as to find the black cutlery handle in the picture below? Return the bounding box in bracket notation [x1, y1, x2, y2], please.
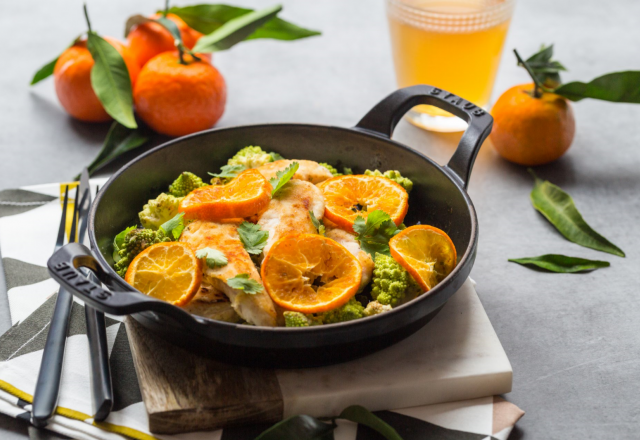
[82, 268, 113, 422]
[31, 289, 74, 427]
[354, 84, 493, 189]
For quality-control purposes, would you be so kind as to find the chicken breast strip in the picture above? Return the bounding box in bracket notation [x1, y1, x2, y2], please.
[258, 180, 325, 255]
[256, 159, 333, 184]
[180, 220, 277, 326]
[325, 227, 374, 291]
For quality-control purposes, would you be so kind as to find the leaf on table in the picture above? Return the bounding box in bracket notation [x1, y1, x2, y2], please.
[520, 44, 566, 88]
[195, 247, 228, 268]
[353, 210, 400, 258]
[553, 71, 640, 103]
[508, 254, 610, 273]
[168, 4, 320, 40]
[191, 4, 283, 53]
[254, 414, 335, 440]
[226, 274, 263, 294]
[338, 405, 403, 440]
[86, 32, 137, 128]
[81, 121, 149, 178]
[30, 35, 83, 85]
[529, 170, 625, 257]
[270, 161, 299, 196]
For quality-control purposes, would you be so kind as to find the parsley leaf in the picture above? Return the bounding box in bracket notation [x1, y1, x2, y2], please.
[113, 225, 135, 262]
[208, 164, 245, 179]
[353, 210, 400, 258]
[160, 212, 185, 240]
[308, 210, 325, 236]
[237, 221, 269, 255]
[269, 162, 299, 196]
[196, 247, 228, 268]
[227, 274, 263, 294]
[269, 151, 284, 161]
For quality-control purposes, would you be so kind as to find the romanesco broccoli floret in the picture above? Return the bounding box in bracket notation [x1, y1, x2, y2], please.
[363, 300, 393, 317]
[364, 169, 413, 193]
[114, 228, 171, 277]
[168, 172, 207, 197]
[139, 193, 181, 230]
[321, 298, 365, 324]
[283, 311, 322, 327]
[228, 146, 274, 169]
[319, 163, 341, 176]
[371, 253, 419, 306]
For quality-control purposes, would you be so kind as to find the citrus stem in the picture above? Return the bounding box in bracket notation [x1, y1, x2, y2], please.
[163, 0, 170, 17]
[83, 3, 92, 33]
[514, 49, 544, 98]
[177, 44, 186, 65]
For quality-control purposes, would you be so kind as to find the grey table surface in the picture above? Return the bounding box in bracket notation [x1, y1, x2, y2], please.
[2, 0, 640, 438]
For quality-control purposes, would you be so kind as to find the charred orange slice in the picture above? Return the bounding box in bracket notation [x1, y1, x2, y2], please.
[125, 242, 202, 306]
[261, 233, 362, 314]
[389, 225, 457, 292]
[318, 175, 408, 233]
[179, 169, 271, 220]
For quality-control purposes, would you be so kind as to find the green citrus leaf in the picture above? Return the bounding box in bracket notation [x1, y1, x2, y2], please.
[227, 274, 263, 294]
[509, 254, 610, 273]
[31, 35, 83, 85]
[81, 122, 148, 178]
[191, 4, 283, 53]
[167, 4, 320, 40]
[529, 170, 624, 257]
[86, 32, 136, 128]
[255, 415, 335, 440]
[554, 71, 640, 103]
[338, 406, 403, 440]
[520, 44, 566, 88]
[124, 14, 152, 37]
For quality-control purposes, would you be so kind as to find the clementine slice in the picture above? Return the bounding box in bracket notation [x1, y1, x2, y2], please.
[125, 242, 202, 306]
[318, 175, 408, 233]
[261, 233, 362, 314]
[179, 169, 271, 220]
[389, 225, 457, 292]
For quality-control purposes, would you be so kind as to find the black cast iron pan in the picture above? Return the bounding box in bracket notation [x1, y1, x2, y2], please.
[48, 85, 492, 368]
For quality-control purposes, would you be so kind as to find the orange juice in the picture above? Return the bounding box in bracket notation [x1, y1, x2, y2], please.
[387, 0, 514, 131]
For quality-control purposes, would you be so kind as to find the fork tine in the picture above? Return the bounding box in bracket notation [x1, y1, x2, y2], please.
[56, 186, 70, 249]
[68, 187, 79, 244]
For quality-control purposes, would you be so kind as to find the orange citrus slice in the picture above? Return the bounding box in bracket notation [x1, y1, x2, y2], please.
[389, 225, 457, 292]
[125, 242, 202, 306]
[318, 175, 408, 233]
[179, 169, 271, 220]
[261, 233, 362, 314]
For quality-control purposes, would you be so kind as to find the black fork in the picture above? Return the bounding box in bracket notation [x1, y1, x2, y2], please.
[31, 185, 82, 427]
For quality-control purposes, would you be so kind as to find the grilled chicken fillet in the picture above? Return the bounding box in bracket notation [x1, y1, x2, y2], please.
[179, 220, 277, 326]
[256, 159, 333, 184]
[258, 180, 325, 254]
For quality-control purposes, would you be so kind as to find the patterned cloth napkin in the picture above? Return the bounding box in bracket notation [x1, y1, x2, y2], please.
[0, 181, 524, 440]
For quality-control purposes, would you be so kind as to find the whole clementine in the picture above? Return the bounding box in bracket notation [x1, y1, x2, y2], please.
[133, 52, 226, 137]
[490, 83, 576, 166]
[53, 37, 140, 122]
[127, 13, 204, 69]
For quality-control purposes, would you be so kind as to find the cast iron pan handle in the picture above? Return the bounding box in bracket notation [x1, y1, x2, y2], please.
[47, 242, 188, 320]
[354, 85, 493, 189]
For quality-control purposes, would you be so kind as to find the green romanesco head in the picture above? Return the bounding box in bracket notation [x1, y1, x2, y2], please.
[319, 163, 341, 176]
[139, 193, 182, 230]
[283, 311, 323, 327]
[168, 172, 207, 198]
[364, 169, 413, 193]
[371, 253, 418, 307]
[114, 228, 171, 277]
[363, 300, 393, 317]
[321, 298, 365, 324]
[227, 146, 274, 169]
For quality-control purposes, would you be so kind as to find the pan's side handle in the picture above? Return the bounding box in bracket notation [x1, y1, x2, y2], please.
[47, 242, 182, 318]
[353, 85, 493, 189]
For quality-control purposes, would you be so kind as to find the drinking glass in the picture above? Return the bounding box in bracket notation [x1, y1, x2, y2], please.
[386, 0, 516, 132]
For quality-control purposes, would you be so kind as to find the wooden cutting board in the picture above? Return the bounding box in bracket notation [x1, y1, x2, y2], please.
[125, 278, 512, 434]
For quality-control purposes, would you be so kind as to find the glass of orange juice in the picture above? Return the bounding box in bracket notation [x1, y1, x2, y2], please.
[386, 0, 515, 132]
